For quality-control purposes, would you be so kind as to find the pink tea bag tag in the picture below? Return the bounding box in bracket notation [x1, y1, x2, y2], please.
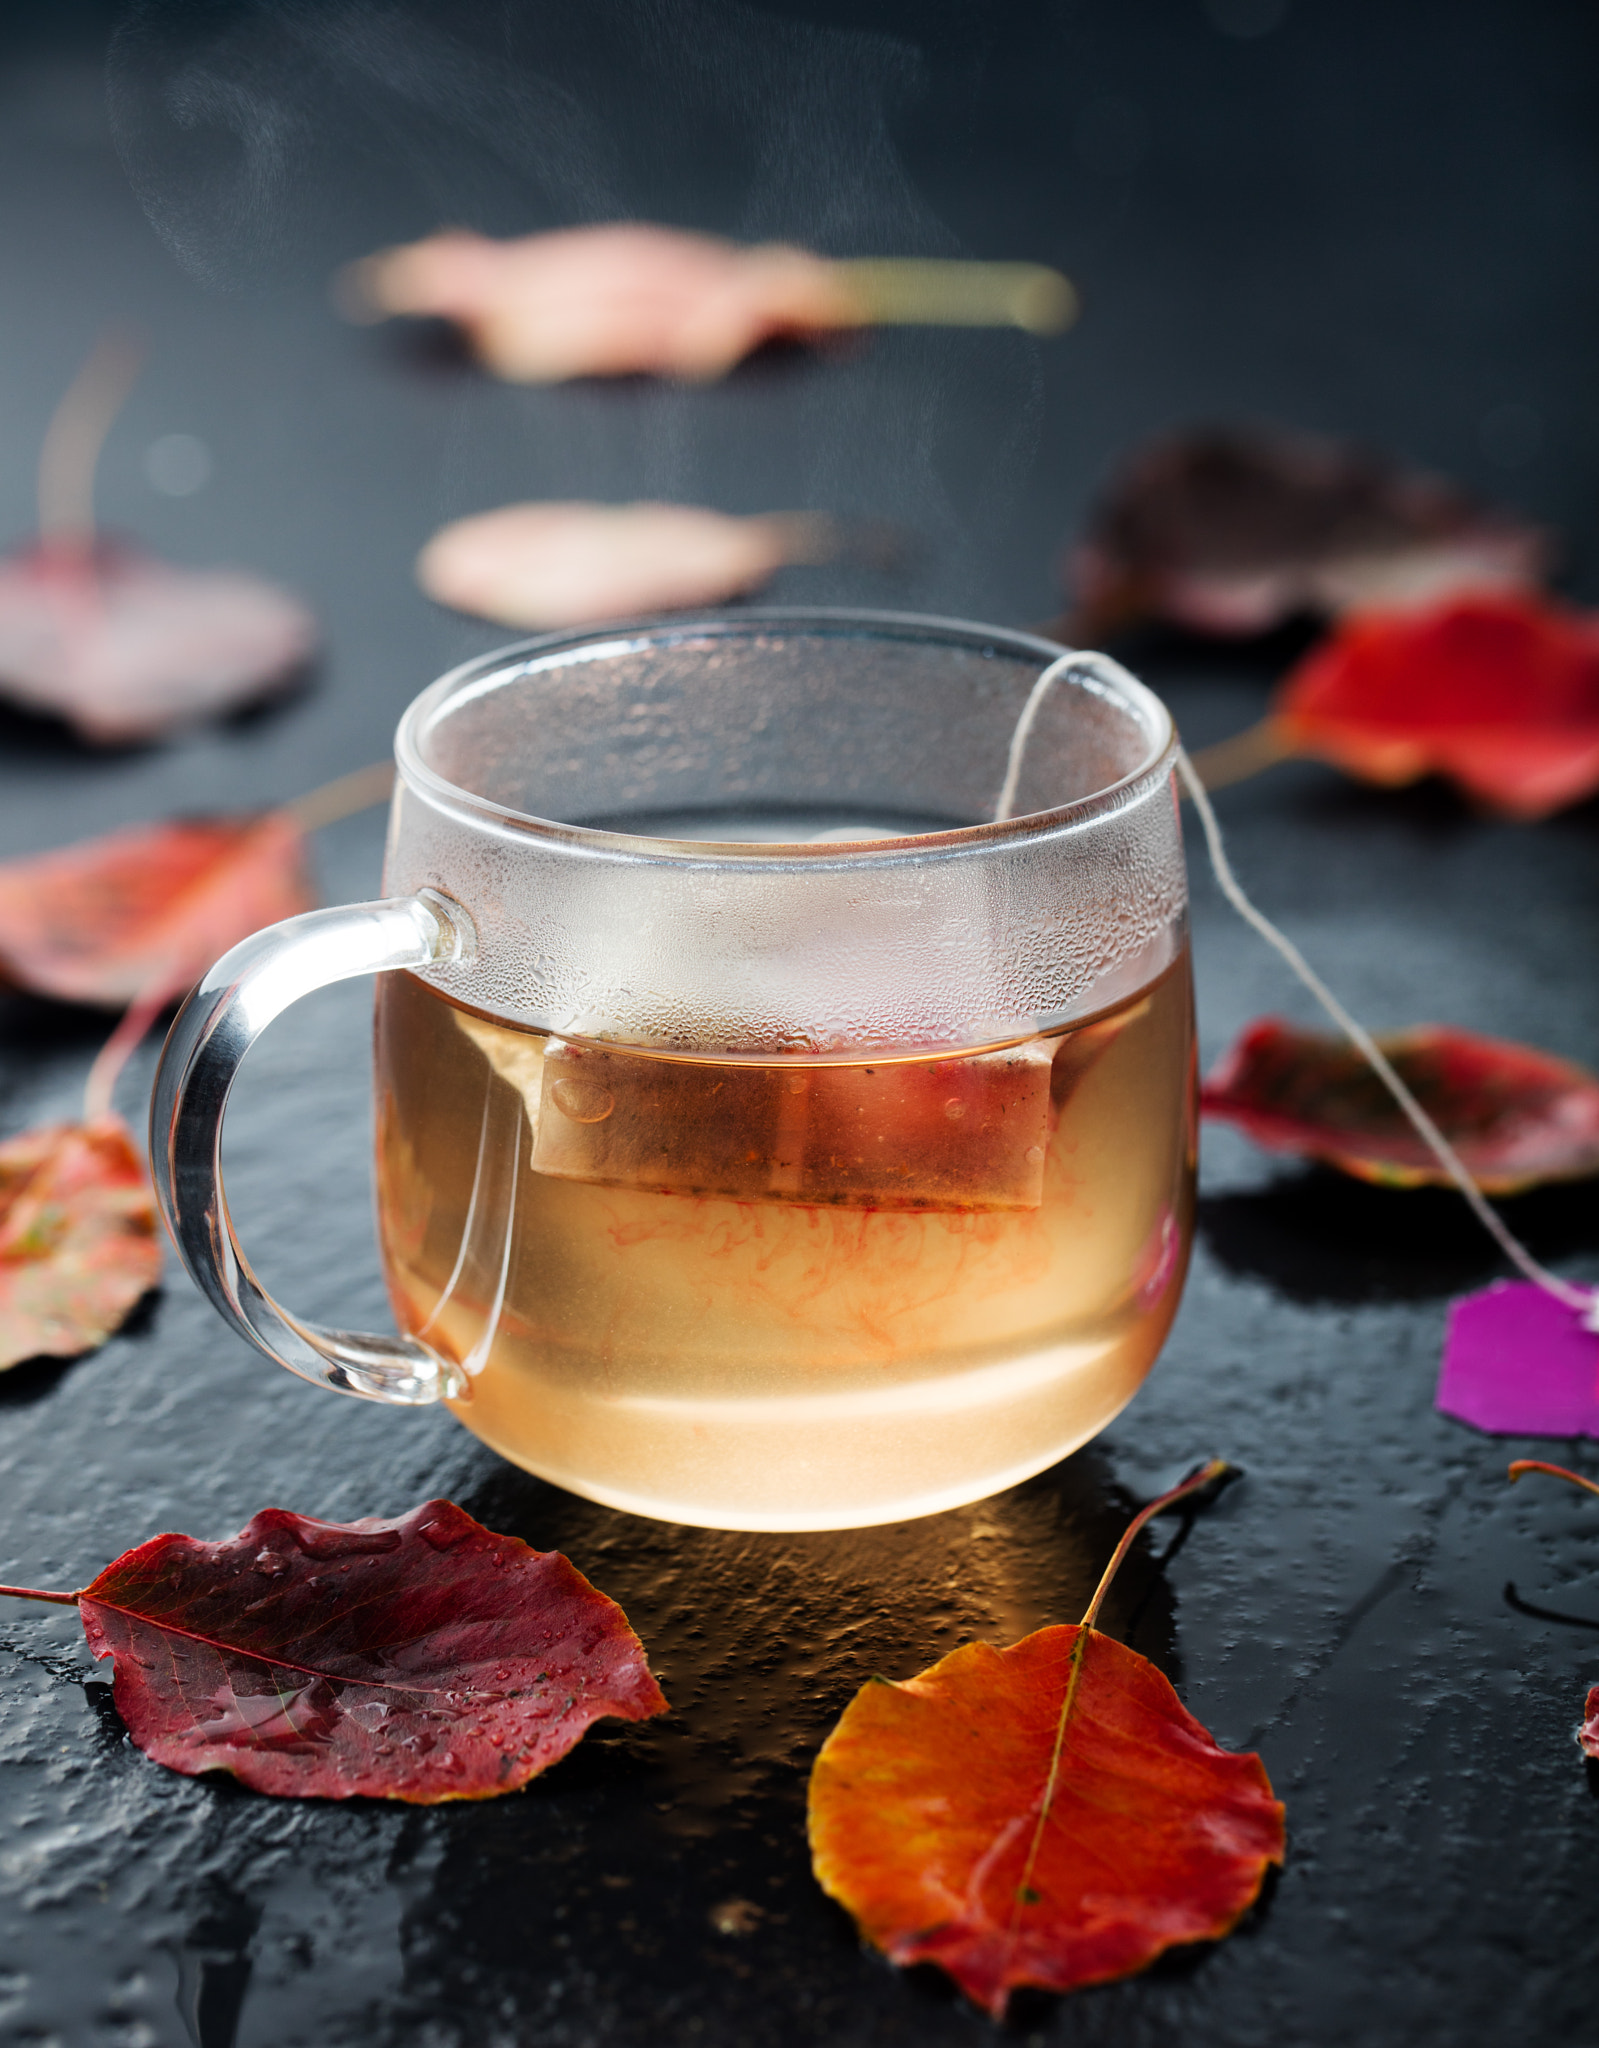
[1436, 1281, 1599, 1437]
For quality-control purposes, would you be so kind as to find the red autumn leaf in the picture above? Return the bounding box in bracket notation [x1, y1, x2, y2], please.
[418, 501, 833, 630]
[4, 1499, 666, 1801]
[0, 538, 316, 745]
[1070, 426, 1546, 639]
[1271, 591, 1599, 818]
[0, 1114, 161, 1370]
[808, 1461, 1284, 2016]
[1201, 1018, 1599, 1193]
[0, 811, 315, 1009]
[340, 224, 1074, 384]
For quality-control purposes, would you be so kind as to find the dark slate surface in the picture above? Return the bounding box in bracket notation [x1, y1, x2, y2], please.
[3, 3, 1599, 2043]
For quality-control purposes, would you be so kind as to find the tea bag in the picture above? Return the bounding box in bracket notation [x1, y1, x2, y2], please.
[456, 1008, 1053, 1210]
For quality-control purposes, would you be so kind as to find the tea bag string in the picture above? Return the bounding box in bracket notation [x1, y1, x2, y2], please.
[996, 654, 1599, 1326]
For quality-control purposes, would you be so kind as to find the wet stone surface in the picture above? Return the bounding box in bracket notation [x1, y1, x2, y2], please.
[4, 3, 1599, 2043]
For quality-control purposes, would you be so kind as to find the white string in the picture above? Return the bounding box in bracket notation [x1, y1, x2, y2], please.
[993, 653, 1599, 1324]
[993, 653, 1078, 822]
[1176, 752, 1596, 1321]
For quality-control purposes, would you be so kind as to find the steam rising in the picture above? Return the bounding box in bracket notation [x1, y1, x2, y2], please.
[107, 0, 1047, 616]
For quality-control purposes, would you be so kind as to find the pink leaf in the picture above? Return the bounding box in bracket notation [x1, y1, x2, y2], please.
[417, 500, 831, 629]
[342, 224, 857, 384]
[0, 539, 316, 744]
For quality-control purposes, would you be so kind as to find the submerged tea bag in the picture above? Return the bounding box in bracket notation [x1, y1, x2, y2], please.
[456, 1009, 1053, 1210]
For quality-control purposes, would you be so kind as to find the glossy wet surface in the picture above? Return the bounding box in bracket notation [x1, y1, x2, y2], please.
[3, 4, 1599, 2043]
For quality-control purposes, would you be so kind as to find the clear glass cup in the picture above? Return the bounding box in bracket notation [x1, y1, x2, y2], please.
[151, 611, 1194, 1531]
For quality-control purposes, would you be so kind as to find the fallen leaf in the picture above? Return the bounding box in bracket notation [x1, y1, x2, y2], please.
[1070, 426, 1546, 639]
[1201, 1017, 1599, 1192]
[4, 1498, 666, 1801]
[0, 1115, 161, 1369]
[1437, 1284, 1599, 1437]
[341, 224, 1074, 384]
[1271, 592, 1599, 818]
[417, 500, 833, 630]
[0, 811, 316, 1009]
[0, 538, 317, 744]
[808, 1460, 1283, 2016]
[343, 223, 854, 382]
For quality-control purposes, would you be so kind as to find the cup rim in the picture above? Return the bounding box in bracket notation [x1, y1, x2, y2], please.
[394, 607, 1176, 863]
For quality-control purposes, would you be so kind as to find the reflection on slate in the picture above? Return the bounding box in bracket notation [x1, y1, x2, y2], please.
[397, 1453, 1181, 2024]
[1200, 1170, 1599, 1306]
[171, 1881, 261, 2048]
[1502, 1584, 1599, 1634]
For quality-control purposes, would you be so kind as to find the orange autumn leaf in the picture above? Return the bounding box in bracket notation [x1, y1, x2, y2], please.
[1273, 592, 1599, 818]
[0, 1115, 161, 1369]
[1201, 1018, 1599, 1193]
[808, 1461, 1284, 2016]
[417, 501, 832, 630]
[0, 811, 315, 1010]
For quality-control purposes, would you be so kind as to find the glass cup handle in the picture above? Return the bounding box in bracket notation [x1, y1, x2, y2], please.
[149, 892, 475, 1406]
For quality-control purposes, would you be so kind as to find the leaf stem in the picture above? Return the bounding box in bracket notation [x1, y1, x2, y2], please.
[830, 258, 1077, 335]
[1184, 718, 1298, 794]
[37, 330, 145, 547]
[1080, 1457, 1234, 1631]
[1508, 1459, 1599, 1499]
[82, 987, 169, 1124]
[0, 1585, 79, 1606]
[1006, 1457, 1235, 1951]
[283, 760, 395, 833]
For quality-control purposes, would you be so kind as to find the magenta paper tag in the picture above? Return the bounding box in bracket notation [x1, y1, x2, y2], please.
[1436, 1281, 1599, 1436]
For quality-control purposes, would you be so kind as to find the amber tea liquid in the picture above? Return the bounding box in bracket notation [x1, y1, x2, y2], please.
[374, 953, 1194, 1530]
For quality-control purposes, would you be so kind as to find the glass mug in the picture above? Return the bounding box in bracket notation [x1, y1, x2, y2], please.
[151, 611, 1195, 1532]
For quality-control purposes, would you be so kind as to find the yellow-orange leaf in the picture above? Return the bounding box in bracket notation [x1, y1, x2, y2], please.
[808, 1466, 1284, 2016]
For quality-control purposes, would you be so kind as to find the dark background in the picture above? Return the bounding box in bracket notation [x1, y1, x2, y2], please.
[2, 2, 1599, 2043]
